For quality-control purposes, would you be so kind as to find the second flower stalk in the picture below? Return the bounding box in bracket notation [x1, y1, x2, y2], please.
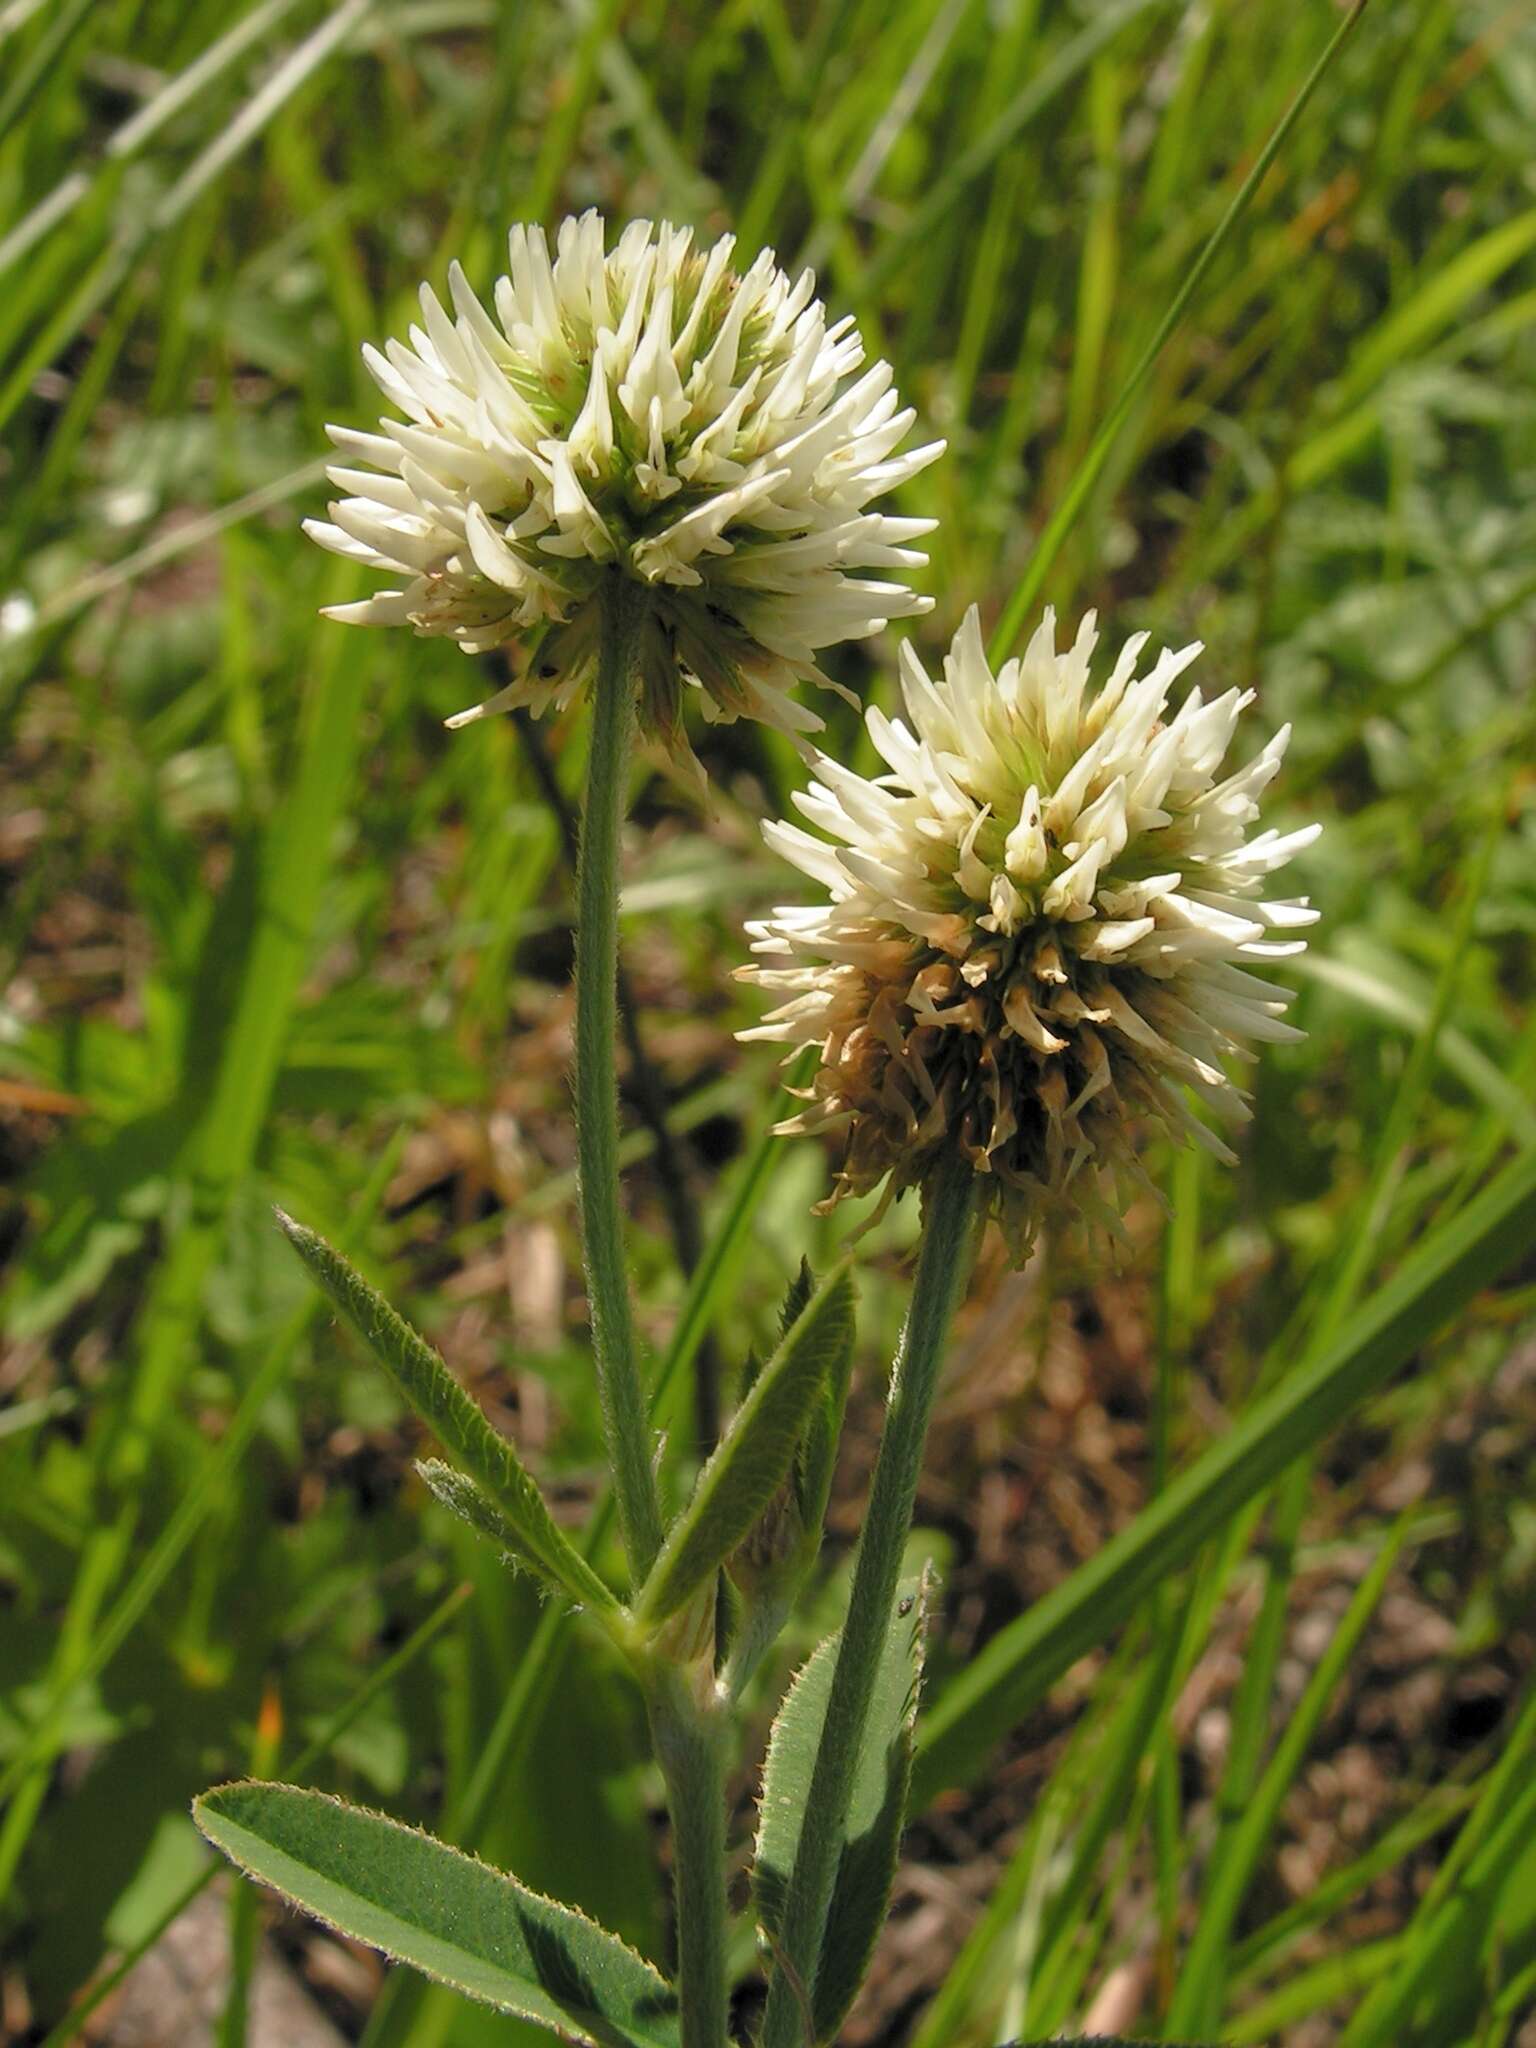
[573, 569, 985, 2048]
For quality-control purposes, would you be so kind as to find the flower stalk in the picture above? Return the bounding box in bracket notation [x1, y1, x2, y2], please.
[576, 572, 665, 1581]
[579, 576, 729, 2048]
[646, 1667, 730, 2048]
[758, 1153, 980, 2048]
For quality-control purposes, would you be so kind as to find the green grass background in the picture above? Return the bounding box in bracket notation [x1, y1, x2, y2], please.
[2, 0, 1535, 2042]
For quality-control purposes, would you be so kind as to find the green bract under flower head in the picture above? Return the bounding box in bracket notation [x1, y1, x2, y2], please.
[741, 608, 1320, 1257]
[306, 213, 942, 759]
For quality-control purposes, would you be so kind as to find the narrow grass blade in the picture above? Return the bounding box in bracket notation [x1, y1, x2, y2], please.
[1289, 951, 1536, 1145]
[907, 1632, 1152, 2048]
[1229, 1782, 1472, 1985]
[276, 1210, 621, 1620]
[989, 0, 1372, 658]
[635, 1263, 854, 1631]
[645, 1046, 817, 1429]
[863, 0, 1164, 298]
[0, 618, 373, 1868]
[0, 0, 93, 149]
[1021, 1524, 1255, 2035]
[1168, 1518, 1409, 2034]
[1032, 1614, 1187, 1984]
[29, 461, 330, 633]
[1338, 1683, 1536, 2048]
[913, 1139, 1536, 1803]
[1177, 816, 1499, 2024]
[1332, 206, 1536, 410]
[1226, 1938, 1403, 2044]
[152, 0, 374, 232]
[0, 0, 309, 278]
[796, 0, 975, 276]
[194, 1783, 680, 2048]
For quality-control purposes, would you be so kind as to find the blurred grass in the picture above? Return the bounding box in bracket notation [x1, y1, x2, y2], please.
[1, 1, 1535, 2043]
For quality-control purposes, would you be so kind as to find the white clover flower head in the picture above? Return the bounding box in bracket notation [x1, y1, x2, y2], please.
[305, 213, 943, 760]
[740, 607, 1320, 1256]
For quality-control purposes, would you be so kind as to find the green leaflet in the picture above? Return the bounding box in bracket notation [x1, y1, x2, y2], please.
[787, 1262, 853, 1572]
[276, 1211, 620, 1621]
[634, 1262, 855, 1632]
[913, 1141, 1536, 1803]
[738, 1258, 817, 1400]
[754, 1574, 929, 2044]
[415, 1458, 587, 1602]
[721, 1258, 858, 1699]
[193, 1782, 679, 2048]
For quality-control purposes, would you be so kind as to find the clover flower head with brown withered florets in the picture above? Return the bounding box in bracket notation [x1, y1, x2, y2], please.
[740, 607, 1319, 1256]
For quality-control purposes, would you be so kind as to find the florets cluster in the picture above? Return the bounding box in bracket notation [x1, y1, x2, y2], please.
[306, 213, 941, 757]
[741, 609, 1318, 1254]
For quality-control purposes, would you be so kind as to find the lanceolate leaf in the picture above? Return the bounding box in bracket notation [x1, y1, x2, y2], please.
[415, 1459, 579, 1593]
[776, 1258, 817, 1345]
[720, 1261, 857, 1700]
[739, 1259, 818, 1399]
[194, 1782, 679, 2048]
[913, 1142, 1536, 1805]
[755, 1574, 929, 2043]
[635, 1263, 855, 1632]
[275, 1211, 619, 1620]
[791, 1264, 854, 1555]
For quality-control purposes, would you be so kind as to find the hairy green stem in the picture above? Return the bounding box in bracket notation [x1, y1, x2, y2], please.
[759, 1154, 979, 2048]
[579, 575, 730, 2043]
[576, 573, 665, 1582]
[648, 1668, 731, 2048]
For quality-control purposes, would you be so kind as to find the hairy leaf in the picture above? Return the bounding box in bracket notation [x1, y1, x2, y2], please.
[276, 1211, 619, 1619]
[635, 1263, 854, 1631]
[194, 1781, 678, 2047]
[789, 1263, 854, 1553]
[722, 1257, 858, 1696]
[754, 1574, 929, 2042]
[415, 1459, 594, 1610]
[776, 1257, 817, 1343]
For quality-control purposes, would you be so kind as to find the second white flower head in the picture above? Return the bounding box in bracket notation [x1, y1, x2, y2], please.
[742, 608, 1320, 1253]
[306, 213, 942, 755]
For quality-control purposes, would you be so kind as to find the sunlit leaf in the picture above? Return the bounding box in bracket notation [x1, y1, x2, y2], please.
[194, 1781, 678, 2048]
